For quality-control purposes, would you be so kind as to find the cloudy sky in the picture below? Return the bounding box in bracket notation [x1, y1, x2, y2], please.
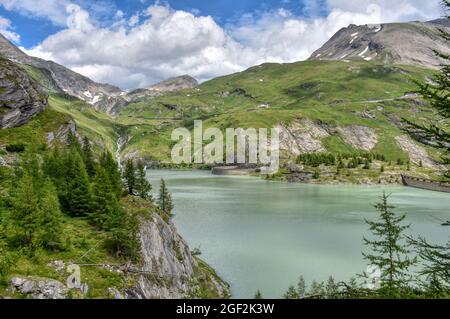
[0, 0, 444, 89]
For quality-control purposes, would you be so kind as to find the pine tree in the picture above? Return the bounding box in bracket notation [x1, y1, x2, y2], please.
[9, 172, 64, 250]
[325, 276, 339, 298]
[283, 286, 299, 299]
[408, 236, 450, 293]
[105, 207, 141, 262]
[100, 151, 123, 199]
[254, 290, 263, 299]
[158, 179, 174, 217]
[401, 3, 450, 290]
[65, 149, 92, 217]
[362, 193, 415, 295]
[67, 130, 81, 153]
[135, 161, 152, 200]
[309, 280, 325, 296]
[9, 173, 40, 248]
[91, 167, 120, 229]
[296, 276, 306, 297]
[82, 136, 96, 178]
[36, 180, 64, 250]
[123, 159, 136, 195]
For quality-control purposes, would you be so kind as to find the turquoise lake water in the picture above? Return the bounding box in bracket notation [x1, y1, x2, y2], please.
[147, 169, 450, 298]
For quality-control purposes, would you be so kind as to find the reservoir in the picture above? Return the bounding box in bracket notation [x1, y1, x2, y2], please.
[148, 169, 450, 298]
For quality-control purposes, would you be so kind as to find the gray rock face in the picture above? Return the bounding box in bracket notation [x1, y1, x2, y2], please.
[277, 119, 330, 155]
[146, 75, 198, 92]
[127, 213, 229, 299]
[0, 34, 123, 109]
[97, 75, 199, 115]
[337, 125, 378, 151]
[0, 57, 47, 128]
[46, 119, 82, 147]
[395, 135, 438, 168]
[125, 75, 198, 104]
[309, 19, 450, 69]
[10, 277, 68, 299]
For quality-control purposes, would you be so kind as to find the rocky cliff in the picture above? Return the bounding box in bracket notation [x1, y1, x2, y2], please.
[126, 211, 229, 299]
[0, 34, 123, 109]
[309, 19, 450, 69]
[0, 56, 47, 128]
[99, 75, 199, 115]
[146, 75, 198, 92]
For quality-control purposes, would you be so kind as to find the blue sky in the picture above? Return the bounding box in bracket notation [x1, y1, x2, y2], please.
[0, 0, 331, 47]
[0, 0, 443, 89]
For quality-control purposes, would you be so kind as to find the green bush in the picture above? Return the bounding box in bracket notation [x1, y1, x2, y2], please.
[6, 143, 25, 153]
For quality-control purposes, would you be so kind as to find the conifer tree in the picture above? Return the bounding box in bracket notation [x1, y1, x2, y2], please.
[9, 173, 40, 248]
[36, 180, 64, 250]
[296, 276, 307, 297]
[135, 161, 152, 200]
[123, 159, 136, 195]
[254, 290, 263, 299]
[100, 151, 123, 199]
[403, 2, 450, 294]
[325, 276, 339, 298]
[283, 286, 299, 299]
[158, 179, 174, 216]
[65, 149, 92, 217]
[82, 136, 96, 178]
[408, 236, 450, 293]
[91, 167, 120, 229]
[9, 172, 64, 250]
[105, 207, 141, 262]
[362, 193, 415, 295]
[67, 130, 81, 153]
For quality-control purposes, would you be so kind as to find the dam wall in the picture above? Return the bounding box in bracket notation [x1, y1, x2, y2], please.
[401, 175, 450, 193]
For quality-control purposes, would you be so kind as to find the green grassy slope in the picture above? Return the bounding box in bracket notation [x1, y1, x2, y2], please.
[48, 94, 121, 152]
[119, 60, 439, 162]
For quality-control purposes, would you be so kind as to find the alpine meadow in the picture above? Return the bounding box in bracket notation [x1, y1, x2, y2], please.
[0, 0, 448, 305]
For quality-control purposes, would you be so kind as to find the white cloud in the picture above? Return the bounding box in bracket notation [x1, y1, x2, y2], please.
[19, 1, 444, 89]
[0, 15, 19, 42]
[0, 0, 71, 25]
[326, 0, 442, 21]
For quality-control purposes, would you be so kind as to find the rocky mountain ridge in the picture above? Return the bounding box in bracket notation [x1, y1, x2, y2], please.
[0, 34, 199, 115]
[0, 34, 123, 105]
[99, 75, 199, 115]
[309, 19, 450, 69]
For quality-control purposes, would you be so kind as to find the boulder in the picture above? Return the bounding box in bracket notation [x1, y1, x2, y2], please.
[10, 277, 68, 299]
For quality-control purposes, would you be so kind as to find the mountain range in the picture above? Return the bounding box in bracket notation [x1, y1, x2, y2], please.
[309, 19, 450, 69]
[0, 19, 449, 182]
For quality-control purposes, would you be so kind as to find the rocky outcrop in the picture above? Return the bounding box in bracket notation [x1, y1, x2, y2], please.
[338, 125, 378, 151]
[127, 213, 229, 299]
[0, 34, 123, 111]
[10, 277, 68, 299]
[107, 75, 199, 115]
[0, 57, 47, 128]
[147, 75, 198, 92]
[46, 119, 82, 147]
[395, 135, 438, 168]
[309, 19, 450, 69]
[277, 119, 330, 155]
